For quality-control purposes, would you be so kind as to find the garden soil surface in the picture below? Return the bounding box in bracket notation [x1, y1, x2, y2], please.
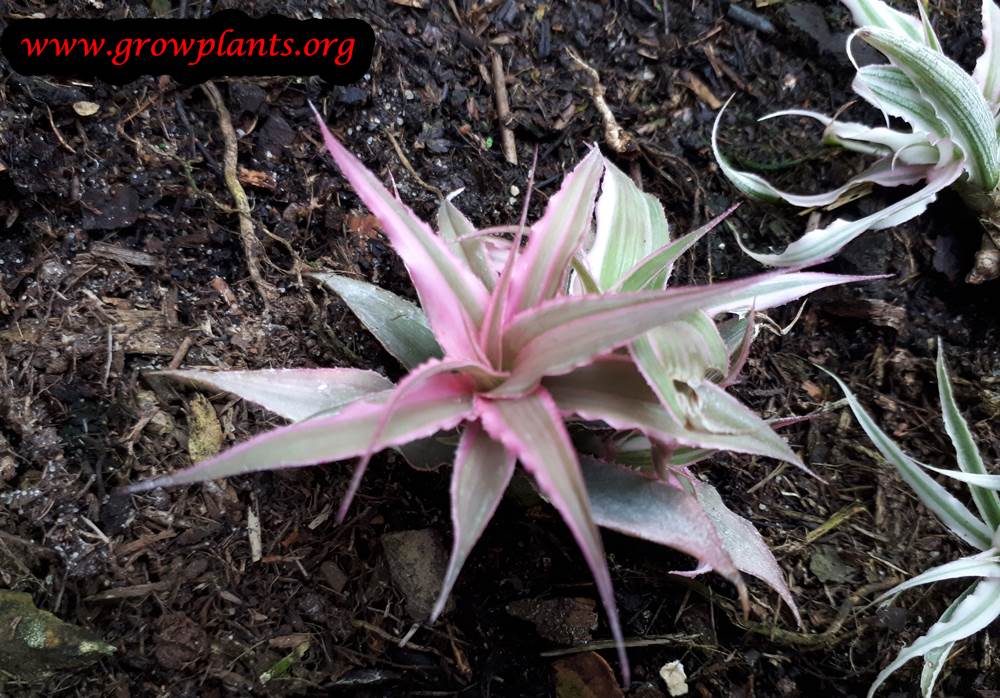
[2, 0, 999, 696]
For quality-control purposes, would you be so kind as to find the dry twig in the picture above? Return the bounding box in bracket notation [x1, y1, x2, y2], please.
[201, 81, 276, 305]
[489, 50, 518, 165]
[566, 47, 633, 154]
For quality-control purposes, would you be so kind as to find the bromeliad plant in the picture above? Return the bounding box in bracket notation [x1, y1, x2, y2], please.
[828, 345, 1000, 697]
[124, 107, 870, 683]
[714, 0, 1000, 283]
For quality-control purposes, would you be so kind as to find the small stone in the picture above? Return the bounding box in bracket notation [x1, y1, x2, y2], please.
[381, 529, 451, 621]
[808, 546, 855, 584]
[72, 101, 100, 117]
[229, 83, 267, 114]
[154, 613, 207, 670]
[659, 660, 688, 696]
[38, 259, 68, 285]
[507, 597, 597, 645]
[320, 560, 349, 594]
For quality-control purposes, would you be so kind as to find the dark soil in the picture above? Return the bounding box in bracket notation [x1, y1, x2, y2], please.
[1, 0, 999, 696]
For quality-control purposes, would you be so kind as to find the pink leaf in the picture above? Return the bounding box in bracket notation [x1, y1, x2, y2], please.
[579, 456, 746, 602]
[693, 479, 802, 625]
[507, 148, 604, 314]
[311, 105, 489, 362]
[545, 358, 804, 468]
[341, 358, 500, 522]
[476, 388, 629, 686]
[123, 372, 475, 493]
[432, 422, 516, 621]
[496, 272, 869, 396]
[154, 367, 393, 422]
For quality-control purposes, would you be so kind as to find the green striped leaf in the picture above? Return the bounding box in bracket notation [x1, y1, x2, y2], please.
[826, 368, 994, 550]
[936, 343, 1000, 528]
[857, 26, 1000, 190]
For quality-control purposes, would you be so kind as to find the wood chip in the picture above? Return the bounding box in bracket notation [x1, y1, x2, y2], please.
[238, 167, 277, 190]
[679, 70, 722, 109]
[85, 581, 171, 602]
[90, 241, 160, 267]
[248, 495, 263, 563]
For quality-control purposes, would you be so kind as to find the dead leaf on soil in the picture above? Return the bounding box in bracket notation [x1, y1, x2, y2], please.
[552, 651, 623, 698]
[0, 590, 115, 680]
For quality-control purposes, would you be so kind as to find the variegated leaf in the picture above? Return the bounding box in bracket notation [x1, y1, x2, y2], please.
[852, 64, 950, 140]
[876, 549, 1000, 603]
[476, 389, 629, 685]
[615, 207, 736, 293]
[312, 272, 442, 369]
[712, 97, 932, 208]
[734, 162, 962, 268]
[937, 343, 1000, 528]
[767, 109, 939, 165]
[588, 159, 670, 291]
[841, 0, 928, 46]
[124, 372, 476, 493]
[973, 0, 1000, 109]
[918, 585, 975, 698]
[857, 26, 1000, 190]
[869, 578, 1000, 698]
[827, 368, 994, 550]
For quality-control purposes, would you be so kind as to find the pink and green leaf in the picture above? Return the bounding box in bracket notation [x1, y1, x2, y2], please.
[476, 389, 629, 685]
[124, 372, 476, 493]
[692, 479, 802, 625]
[154, 367, 393, 422]
[579, 456, 746, 600]
[495, 271, 869, 394]
[340, 358, 498, 522]
[312, 272, 442, 369]
[507, 148, 604, 313]
[432, 422, 516, 621]
[312, 107, 489, 362]
[545, 359, 804, 468]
